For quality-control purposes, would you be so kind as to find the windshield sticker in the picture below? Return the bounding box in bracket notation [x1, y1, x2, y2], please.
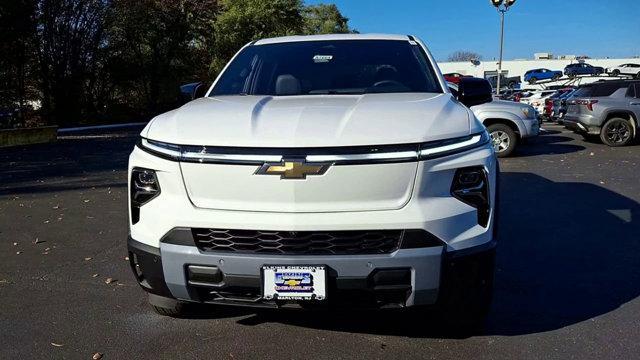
[313, 55, 333, 63]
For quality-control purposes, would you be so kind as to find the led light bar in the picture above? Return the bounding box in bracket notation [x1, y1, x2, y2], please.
[138, 132, 490, 165]
[181, 151, 282, 163]
[419, 132, 490, 159]
[305, 151, 418, 163]
[141, 138, 181, 158]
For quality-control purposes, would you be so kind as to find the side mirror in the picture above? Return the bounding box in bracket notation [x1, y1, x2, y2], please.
[179, 81, 207, 104]
[457, 78, 493, 107]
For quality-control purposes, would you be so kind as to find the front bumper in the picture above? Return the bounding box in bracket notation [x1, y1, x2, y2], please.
[128, 235, 496, 308]
[521, 118, 540, 138]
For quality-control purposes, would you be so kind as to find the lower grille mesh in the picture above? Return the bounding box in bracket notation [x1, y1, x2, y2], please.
[192, 228, 403, 255]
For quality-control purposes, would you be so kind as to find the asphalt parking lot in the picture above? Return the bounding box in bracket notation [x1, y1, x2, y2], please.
[1, 124, 639, 359]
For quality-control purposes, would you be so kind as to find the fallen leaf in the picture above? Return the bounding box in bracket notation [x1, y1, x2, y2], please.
[92, 274, 99, 278]
[44, 247, 51, 251]
[83, 199, 91, 203]
[92, 352, 103, 360]
[124, 256, 129, 261]
[16, 251, 21, 255]
[34, 238, 43, 244]
[52, 205, 59, 209]
[84, 257, 92, 261]
[13, 242, 17, 246]
[51, 342, 63, 347]
[105, 278, 115, 284]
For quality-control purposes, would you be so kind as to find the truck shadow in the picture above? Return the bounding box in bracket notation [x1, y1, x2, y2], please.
[515, 134, 585, 157]
[216, 172, 640, 338]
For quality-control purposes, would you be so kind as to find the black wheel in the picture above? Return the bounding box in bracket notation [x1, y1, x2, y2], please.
[528, 77, 537, 84]
[507, 81, 516, 89]
[600, 117, 634, 147]
[487, 123, 518, 157]
[636, 71, 640, 79]
[437, 249, 496, 333]
[149, 293, 187, 317]
[611, 69, 620, 77]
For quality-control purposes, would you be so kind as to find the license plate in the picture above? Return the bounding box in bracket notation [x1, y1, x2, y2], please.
[262, 265, 326, 301]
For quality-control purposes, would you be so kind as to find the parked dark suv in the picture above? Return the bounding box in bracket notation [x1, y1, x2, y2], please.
[564, 80, 640, 146]
[564, 63, 605, 77]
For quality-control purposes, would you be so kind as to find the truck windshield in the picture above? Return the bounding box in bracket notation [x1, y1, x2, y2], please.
[210, 40, 442, 96]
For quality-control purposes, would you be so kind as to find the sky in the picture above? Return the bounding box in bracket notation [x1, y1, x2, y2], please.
[306, 0, 640, 61]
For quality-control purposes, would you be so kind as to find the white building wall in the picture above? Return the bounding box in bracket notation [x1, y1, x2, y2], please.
[437, 58, 639, 89]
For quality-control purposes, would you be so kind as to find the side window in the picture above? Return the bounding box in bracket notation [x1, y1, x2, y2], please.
[626, 85, 635, 98]
[592, 83, 627, 97]
[634, 84, 640, 98]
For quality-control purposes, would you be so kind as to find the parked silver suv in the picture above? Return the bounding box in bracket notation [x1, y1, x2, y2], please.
[564, 81, 640, 146]
[449, 82, 539, 157]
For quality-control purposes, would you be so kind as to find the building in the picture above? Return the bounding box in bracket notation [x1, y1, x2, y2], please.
[437, 56, 639, 89]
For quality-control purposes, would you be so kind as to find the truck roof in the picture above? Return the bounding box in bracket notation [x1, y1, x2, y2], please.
[254, 33, 412, 45]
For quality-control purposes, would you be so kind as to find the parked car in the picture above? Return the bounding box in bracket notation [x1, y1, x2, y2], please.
[129, 34, 499, 330]
[564, 80, 640, 146]
[449, 82, 539, 157]
[564, 63, 605, 77]
[524, 68, 563, 84]
[551, 88, 578, 122]
[606, 63, 640, 78]
[520, 90, 556, 115]
[486, 74, 521, 89]
[543, 89, 573, 119]
[443, 72, 471, 84]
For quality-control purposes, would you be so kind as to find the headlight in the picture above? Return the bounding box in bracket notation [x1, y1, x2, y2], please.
[130, 167, 160, 224]
[521, 107, 534, 119]
[451, 166, 490, 227]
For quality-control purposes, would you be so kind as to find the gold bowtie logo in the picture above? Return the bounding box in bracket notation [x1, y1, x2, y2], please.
[256, 161, 330, 179]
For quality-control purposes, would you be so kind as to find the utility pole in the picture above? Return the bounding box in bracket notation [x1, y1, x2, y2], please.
[490, 0, 516, 96]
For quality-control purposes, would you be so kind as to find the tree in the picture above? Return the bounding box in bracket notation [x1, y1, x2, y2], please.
[0, 0, 38, 128]
[37, 0, 110, 126]
[0, 0, 354, 128]
[211, 0, 304, 74]
[447, 50, 482, 62]
[301, 3, 354, 35]
[104, 0, 218, 120]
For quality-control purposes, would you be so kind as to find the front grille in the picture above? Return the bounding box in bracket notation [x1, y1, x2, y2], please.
[192, 228, 403, 255]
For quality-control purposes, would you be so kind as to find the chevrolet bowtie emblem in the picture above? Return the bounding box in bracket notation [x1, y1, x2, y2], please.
[255, 161, 330, 179]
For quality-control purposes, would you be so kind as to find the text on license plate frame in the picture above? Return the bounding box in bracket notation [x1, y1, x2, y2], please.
[262, 265, 327, 301]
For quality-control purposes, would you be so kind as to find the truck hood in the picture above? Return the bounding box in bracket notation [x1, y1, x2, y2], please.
[472, 99, 529, 112]
[144, 93, 471, 147]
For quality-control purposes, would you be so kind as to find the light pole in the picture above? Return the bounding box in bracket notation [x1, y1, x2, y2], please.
[490, 0, 516, 95]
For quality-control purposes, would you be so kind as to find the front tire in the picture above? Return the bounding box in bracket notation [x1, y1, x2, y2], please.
[437, 249, 496, 333]
[487, 123, 518, 157]
[611, 69, 620, 77]
[600, 117, 634, 147]
[149, 293, 187, 317]
[528, 77, 537, 84]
